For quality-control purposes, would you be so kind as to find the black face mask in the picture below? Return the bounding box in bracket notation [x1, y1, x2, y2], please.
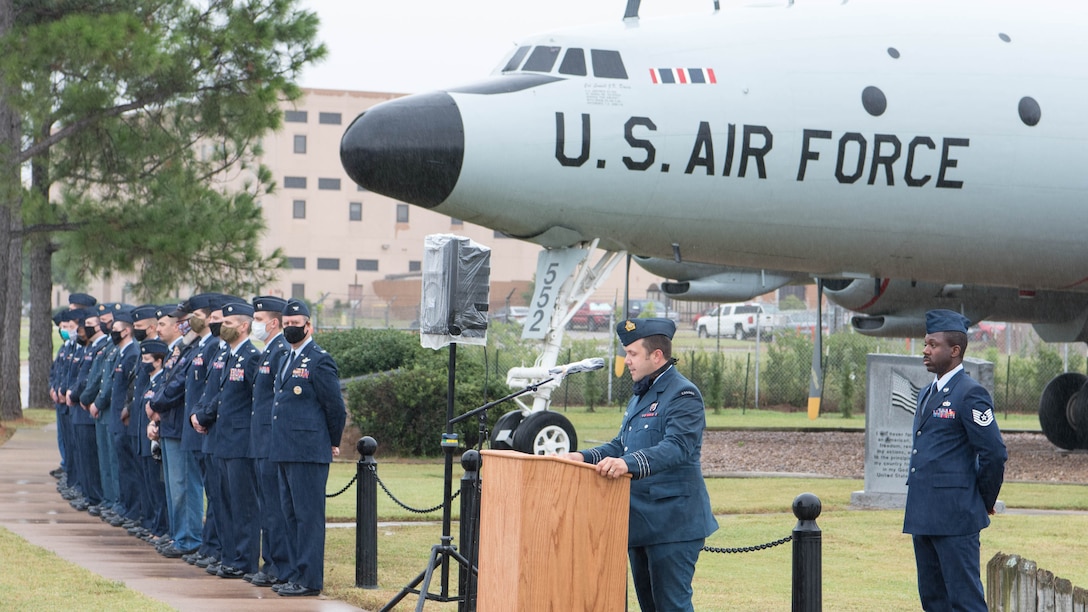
[283, 325, 307, 344]
[76, 335, 88, 346]
[99, 321, 111, 335]
[133, 328, 148, 342]
[83, 325, 95, 339]
[209, 321, 222, 337]
[109, 330, 123, 345]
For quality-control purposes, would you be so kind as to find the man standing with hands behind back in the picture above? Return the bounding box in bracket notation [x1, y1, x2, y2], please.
[905, 309, 1007, 612]
[562, 317, 717, 612]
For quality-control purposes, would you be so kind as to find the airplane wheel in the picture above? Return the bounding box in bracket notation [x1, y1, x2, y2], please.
[734, 325, 745, 340]
[1038, 372, 1085, 451]
[512, 411, 578, 455]
[698, 327, 708, 339]
[1070, 380, 1088, 449]
[489, 410, 524, 450]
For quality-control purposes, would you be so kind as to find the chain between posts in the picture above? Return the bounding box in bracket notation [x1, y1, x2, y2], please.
[703, 535, 793, 554]
[372, 465, 460, 514]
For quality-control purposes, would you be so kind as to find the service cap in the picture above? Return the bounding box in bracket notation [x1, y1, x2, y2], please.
[616, 317, 676, 346]
[925, 309, 970, 335]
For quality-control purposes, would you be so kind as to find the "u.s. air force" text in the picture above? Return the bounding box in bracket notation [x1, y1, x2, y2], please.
[555, 113, 969, 188]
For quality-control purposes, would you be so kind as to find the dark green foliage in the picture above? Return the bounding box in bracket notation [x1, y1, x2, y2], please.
[346, 347, 506, 457]
[314, 328, 424, 378]
[765, 329, 812, 408]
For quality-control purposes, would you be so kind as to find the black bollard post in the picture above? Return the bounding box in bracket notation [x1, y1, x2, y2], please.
[791, 492, 822, 612]
[356, 436, 379, 589]
[458, 450, 481, 612]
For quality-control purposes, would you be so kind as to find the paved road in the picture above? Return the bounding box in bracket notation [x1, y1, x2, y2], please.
[0, 424, 365, 612]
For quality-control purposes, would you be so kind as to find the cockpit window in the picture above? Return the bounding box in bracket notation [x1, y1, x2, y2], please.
[522, 46, 562, 73]
[591, 49, 627, 79]
[503, 46, 531, 72]
[558, 48, 587, 76]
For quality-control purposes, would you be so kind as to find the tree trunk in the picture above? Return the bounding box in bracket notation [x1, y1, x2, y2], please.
[0, 0, 24, 421]
[27, 237, 53, 408]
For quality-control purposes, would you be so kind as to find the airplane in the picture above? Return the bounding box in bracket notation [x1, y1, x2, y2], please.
[340, 0, 1088, 452]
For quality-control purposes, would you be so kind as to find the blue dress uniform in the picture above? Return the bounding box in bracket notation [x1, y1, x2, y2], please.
[70, 327, 109, 509]
[268, 303, 346, 594]
[904, 310, 1007, 612]
[136, 338, 171, 539]
[248, 294, 291, 585]
[579, 318, 718, 612]
[107, 333, 139, 522]
[195, 307, 262, 577]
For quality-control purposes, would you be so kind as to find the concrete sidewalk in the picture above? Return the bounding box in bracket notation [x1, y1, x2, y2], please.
[0, 424, 365, 612]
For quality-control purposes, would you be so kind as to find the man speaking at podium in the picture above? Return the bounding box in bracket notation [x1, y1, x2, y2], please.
[562, 317, 718, 612]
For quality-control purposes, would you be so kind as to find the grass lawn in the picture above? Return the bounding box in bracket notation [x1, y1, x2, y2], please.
[0, 408, 1068, 611]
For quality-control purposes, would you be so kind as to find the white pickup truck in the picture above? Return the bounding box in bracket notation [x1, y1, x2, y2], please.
[695, 303, 787, 340]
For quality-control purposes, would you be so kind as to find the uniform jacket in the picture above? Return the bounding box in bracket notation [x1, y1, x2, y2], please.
[268, 341, 346, 464]
[249, 333, 289, 460]
[195, 339, 261, 459]
[580, 366, 719, 548]
[150, 339, 197, 439]
[89, 342, 119, 413]
[182, 335, 220, 452]
[106, 341, 138, 435]
[51, 341, 75, 415]
[904, 369, 1007, 536]
[71, 337, 108, 426]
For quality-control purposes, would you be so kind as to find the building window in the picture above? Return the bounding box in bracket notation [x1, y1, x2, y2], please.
[349, 202, 362, 221]
[284, 110, 308, 123]
[450, 217, 463, 226]
[291, 283, 305, 299]
[318, 112, 342, 125]
[284, 176, 306, 189]
[292, 200, 306, 219]
[318, 177, 341, 190]
[396, 203, 409, 223]
[287, 257, 305, 269]
[408, 260, 421, 273]
[293, 134, 307, 154]
[317, 258, 340, 271]
[356, 259, 379, 272]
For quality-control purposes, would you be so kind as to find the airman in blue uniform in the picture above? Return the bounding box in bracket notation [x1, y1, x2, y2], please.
[904, 309, 1007, 612]
[564, 317, 718, 612]
[268, 299, 346, 597]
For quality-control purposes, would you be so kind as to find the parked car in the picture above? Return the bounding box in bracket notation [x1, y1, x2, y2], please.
[696, 302, 787, 340]
[492, 305, 530, 325]
[969, 321, 1006, 342]
[568, 302, 612, 331]
[626, 299, 681, 323]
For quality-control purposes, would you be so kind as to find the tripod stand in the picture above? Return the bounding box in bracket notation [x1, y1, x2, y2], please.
[381, 341, 553, 612]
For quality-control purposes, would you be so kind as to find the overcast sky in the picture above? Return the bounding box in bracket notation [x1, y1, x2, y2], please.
[297, 0, 717, 94]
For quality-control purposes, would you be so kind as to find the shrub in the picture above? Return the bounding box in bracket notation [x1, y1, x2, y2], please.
[314, 328, 423, 378]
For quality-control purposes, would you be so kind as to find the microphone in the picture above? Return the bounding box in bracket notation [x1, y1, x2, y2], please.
[548, 357, 606, 375]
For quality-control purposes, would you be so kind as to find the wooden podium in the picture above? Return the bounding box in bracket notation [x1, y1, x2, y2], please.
[476, 450, 630, 611]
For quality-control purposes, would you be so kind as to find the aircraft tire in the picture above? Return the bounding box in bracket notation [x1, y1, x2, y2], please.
[734, 325, 745, 341]
[489, 410, 525, 450]
[698, 326, 708, 339]
[1038, 372, 1085, 451]
[1071, 380, 1088, 449]
[511, 411, 578, 455]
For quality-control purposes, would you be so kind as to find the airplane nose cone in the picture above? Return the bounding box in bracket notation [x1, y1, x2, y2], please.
[340, 92, 464, 208]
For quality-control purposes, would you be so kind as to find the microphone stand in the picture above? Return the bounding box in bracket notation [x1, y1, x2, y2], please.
[446, 376, 555, 611]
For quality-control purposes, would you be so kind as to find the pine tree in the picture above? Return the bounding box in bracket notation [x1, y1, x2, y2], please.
[0, 0, 325, 419]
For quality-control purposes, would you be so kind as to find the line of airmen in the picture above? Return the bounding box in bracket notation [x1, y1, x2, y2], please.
[49, 292, 347, 597]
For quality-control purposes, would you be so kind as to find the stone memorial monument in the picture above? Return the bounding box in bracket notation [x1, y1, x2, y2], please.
[851, 354, 994, 509]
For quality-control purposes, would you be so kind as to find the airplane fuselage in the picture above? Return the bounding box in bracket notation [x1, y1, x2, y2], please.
[342, 0, 1088, 293]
